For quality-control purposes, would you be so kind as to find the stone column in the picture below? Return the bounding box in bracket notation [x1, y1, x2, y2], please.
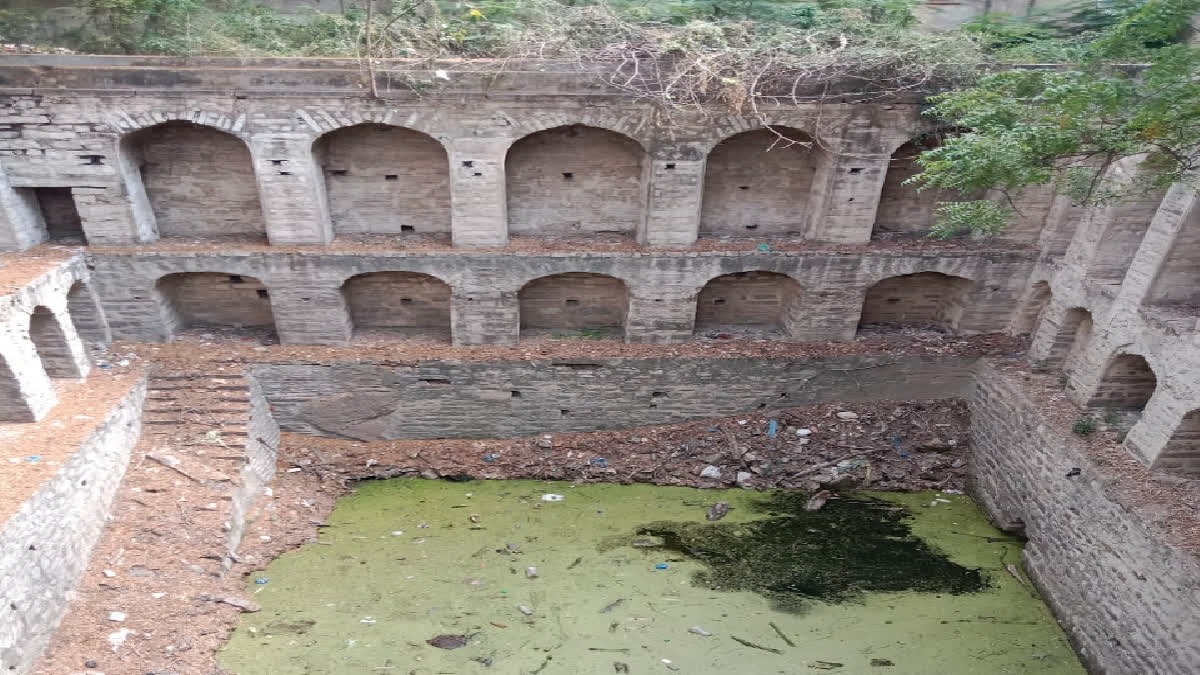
[641, 158, 705, 248]
[72, 185, 155, 245]
[0, 321, 57, 421]
[792, 285, 862, 342]
[449, 138, 508, 248]
[625, 292, 697, 343]
[249, 134, 333, 246]
[805, 150, 891, 244]
[452, 289, 518, 346]
[269, 286, 352, 346]
[0, 168, 47, 251]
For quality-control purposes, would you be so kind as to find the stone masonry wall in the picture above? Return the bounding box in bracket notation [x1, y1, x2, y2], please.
[252, 354, 979, 440]
[88, 248, 1036, 346]
[225, 374, 281, 567]
[970, 363, 1200, 675]
[0, 376, 146, 674]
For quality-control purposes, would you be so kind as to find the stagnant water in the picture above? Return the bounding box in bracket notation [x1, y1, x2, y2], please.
[219, 480, 1084, 674]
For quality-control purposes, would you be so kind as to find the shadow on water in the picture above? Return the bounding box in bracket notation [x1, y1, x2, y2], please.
[633, 492, 985, 612]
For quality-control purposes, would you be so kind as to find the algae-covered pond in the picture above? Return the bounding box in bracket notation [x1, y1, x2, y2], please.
[220, 480, 1084, 675]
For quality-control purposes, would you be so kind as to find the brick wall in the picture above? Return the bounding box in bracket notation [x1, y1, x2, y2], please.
[156, 272, 275, 333]
[694, 271, 801, 331]
[970, 364, 1200, 675]
[253, 354, 980, 439]
[127, 121, 266, 238]
[1085, 354, 1157, 410]
[314, 123, 451, 235]
[517, 272, 628, 334]
[0, 376, 145, 674]
[859, 271, 974, 330]
[505, 125, 646, 236]
[873, 140, 940, 234]
[342, 271, 451, 338]
[699, 128, 821, 237]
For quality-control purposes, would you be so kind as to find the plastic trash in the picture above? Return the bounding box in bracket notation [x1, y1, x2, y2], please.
[767, 419, 778, 438]
[757, 243, 771, 251]
[590, 457, 608, 467]
[541, 494, 564, 502]
[518, 605, 534, 615]
[254, 578, 269, 585]
[483, 453, 500, 463]
[655, 563, 669, 570]
[688, 626, 713, 636]
[525, 566, 539, 578]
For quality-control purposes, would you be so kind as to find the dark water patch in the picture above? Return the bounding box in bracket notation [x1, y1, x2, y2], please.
[637, 491, 985, 611]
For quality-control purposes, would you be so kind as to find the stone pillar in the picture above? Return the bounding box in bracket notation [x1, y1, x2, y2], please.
[29, 306, 90, 379]
[641, 158, 705, 248]
[794, 285, 862, 342]
[626, 292, 696, 343]
[449, 138, 508, 248]
[452, 289, 518, 346]
[270, 286, 352, 346]
[0, 168, 47, 251]
[0, 321, 56, 421]
[805, 151, 891, 244]
[72, 185, 155, 245]
[250, 134, 333, 246]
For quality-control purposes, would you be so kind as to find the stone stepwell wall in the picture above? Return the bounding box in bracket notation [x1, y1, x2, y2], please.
[0, 376, 146, 674]
[254, 355, 981, 440]
[225, 374, 281, 569]
[969, 364, 1200, 675]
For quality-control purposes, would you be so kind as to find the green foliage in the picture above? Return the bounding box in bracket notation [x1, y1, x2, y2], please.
[910, 0, 1200, 239]
[1072, 415, 1097, 435]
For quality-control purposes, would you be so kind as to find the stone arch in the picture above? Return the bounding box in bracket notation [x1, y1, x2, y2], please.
[1044, 306, 1093, 371]
[700, 126, 826, 237]
[694, 271, 803, 337]
[518, 273, 628, 340]
[1012, 280, 1052, 335]
[873, 135, 943, 236]
[66, 280, 110, 350]
[1159, 409, 1200, 474]
[1087, 353, 1157, 411]
[313, 123, 451, 236]
[505, 125, 648, 237]
[121, 121, 266, 239]
[29, 306, 84, 378]
[857, 272, 975, 334]
[340, 272, 452, 343]
[155, 272, 277, 342]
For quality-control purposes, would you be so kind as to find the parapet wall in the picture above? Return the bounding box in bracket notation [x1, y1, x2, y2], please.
[255, 355, 980, 439]
[970, 363, 1200, 675]
[0, 376, 146, 674]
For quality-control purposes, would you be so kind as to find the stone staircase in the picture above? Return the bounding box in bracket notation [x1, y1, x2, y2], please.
[141, 372, 254, 472]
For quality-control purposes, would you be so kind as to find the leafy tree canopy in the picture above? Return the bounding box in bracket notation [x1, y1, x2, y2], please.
[910, 0, 1200, 238]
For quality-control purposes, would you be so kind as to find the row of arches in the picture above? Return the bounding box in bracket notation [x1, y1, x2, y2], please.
[115, 121, 949, 242]
[155, 270, 978, 343]
[0, 282, 97, 421]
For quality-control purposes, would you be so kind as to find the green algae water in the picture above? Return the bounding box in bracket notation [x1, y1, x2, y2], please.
[219, 480, 1084, 675]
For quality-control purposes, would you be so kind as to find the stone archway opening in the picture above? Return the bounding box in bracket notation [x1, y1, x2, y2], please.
[518, 272, 628, 341]
[122, 121, 266, 241]
[66, 280, 109, 354]
[341, 272, 452, 343]
[694, 271, 802, 338]
[1087, 354, 1157, 413]
[156, 273, 277, 343]
[1043, 307, 1092, 372]
[29, 306, 84, 378]
[314, 124, 451, 240]
[1012, 280, 1052, 336]
[1158, 409, 1200, 475]
[857, 272, 975, 335]
[873, 135, 943, 239]
[505, 125, 647, 241]
[700, 127, 825, 238]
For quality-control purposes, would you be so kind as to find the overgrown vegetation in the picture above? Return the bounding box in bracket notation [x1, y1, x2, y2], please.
[3, 0, 1197, 239]
[910, 0, 1200, 238]
[1073, 415, 1098, 435]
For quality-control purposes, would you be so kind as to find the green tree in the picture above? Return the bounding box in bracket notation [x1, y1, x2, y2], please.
[909, 0, 1200, 238]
